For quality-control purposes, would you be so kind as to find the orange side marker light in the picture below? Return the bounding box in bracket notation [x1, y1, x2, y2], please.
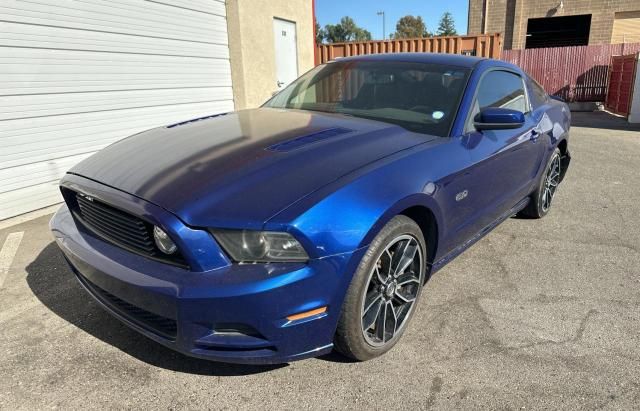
[286, 306, 327, 321]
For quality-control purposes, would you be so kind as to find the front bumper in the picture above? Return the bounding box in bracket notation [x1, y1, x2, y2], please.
[51, 203, 363, 364]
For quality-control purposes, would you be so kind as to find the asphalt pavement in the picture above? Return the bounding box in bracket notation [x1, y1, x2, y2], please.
[1, 111, 639, 409]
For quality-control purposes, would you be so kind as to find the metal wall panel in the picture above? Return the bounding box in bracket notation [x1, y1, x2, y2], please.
[502, 43, 640, 102]
[0, 0, 233, 220]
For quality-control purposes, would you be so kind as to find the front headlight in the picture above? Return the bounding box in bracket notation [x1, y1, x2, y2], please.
[211, 230, 308, 263]
[153, 226, 177, 255]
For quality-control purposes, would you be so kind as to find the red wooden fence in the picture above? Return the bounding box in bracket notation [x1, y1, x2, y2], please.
[316, 33, 502, 65]
[502, 43, 640, 102]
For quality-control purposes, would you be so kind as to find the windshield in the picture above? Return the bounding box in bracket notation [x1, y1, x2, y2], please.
[264, 60, 470, 136]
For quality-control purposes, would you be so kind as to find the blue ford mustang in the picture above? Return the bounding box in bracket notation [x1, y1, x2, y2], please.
[50, 53, 571, 364]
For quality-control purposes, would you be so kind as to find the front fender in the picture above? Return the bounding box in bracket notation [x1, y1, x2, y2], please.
[264, 153, 445, 259]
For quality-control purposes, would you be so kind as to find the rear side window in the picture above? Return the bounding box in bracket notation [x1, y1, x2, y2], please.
[528, 76, 549, 108]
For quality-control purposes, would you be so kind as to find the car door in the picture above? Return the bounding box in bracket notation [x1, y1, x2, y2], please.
[462, 69, 545, 231]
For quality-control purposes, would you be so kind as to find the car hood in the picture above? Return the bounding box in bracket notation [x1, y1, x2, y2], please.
[69, 108, 433, 228]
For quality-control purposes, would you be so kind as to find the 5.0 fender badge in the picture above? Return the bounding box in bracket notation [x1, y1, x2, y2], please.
[455, 190, 468, 202]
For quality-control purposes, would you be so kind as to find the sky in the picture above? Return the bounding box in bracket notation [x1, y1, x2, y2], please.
[315, 0, 469, 40]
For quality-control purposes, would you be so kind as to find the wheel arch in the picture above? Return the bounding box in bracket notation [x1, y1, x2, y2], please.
[358, 194, 443, 271]
[556, 138, 570, 182]
[557, 138, 568, 155]
[400, 206, 438, 270]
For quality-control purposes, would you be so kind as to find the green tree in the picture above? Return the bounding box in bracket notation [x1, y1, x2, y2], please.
[436, 12, 457, 36]
[324, 16, 372, 43]
[391, 15, 431, 39]
[315, 19, 325, 44]
[354, 27, 372, 41]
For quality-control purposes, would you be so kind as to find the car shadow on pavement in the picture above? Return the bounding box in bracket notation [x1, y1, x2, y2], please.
[26, 242, 286, 376]
[570, 111, 640, 131]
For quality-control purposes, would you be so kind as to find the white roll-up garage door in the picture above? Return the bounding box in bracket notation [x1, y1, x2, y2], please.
[0, 0, 234, 220]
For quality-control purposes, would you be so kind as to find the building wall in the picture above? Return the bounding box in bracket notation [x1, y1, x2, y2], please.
[227, 0, 314, 109]
[468, 0, 640, 49]
[0, 0, 234, 220]
[612, 11, 640, 44]
[628, 54, 640, 123]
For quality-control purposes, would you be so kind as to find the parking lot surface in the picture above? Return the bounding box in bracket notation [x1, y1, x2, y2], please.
[1, 112, 639, 409]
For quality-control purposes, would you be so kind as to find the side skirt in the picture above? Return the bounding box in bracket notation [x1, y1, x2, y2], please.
[430, 197, 530, 275]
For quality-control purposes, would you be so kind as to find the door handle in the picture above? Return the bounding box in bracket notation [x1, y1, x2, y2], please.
[277, 81, 284, 87]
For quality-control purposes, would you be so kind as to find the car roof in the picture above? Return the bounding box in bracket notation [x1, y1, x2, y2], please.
[335, 52, 487, 68]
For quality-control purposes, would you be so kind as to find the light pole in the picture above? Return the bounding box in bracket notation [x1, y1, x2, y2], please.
[377, 11, 385, 40]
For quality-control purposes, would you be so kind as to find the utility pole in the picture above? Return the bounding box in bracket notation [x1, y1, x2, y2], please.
[377, 11, 385, 40]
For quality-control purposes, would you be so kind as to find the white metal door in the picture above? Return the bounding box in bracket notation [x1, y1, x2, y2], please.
[273, 18, 298, 90]
[0, 0, 234, 220]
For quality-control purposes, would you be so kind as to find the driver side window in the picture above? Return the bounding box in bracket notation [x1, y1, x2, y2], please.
[466, 70, 529, 132]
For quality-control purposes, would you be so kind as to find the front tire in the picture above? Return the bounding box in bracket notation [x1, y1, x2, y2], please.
[521, 147, 562, 219]
[334, 215, 426, 361]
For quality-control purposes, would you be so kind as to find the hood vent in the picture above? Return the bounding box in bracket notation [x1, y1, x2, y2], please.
[166, 112, 229, 128]
[267, 127, 353, 152]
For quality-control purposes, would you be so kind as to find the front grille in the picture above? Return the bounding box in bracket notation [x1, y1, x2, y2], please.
[76, 194, 155, 255]
[68, 191, 187, 268]
[76, 271, 178, 340]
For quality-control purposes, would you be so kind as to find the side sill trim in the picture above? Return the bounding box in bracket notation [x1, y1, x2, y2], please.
[431, 197, 530, 273]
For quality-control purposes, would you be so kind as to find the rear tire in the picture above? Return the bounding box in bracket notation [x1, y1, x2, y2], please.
[334, 215, 426, 361]
[521, 147, 562, 219]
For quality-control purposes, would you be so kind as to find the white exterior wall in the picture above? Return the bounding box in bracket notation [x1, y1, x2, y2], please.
[0, 0, 234, 220]
[628, 54, 640, 124]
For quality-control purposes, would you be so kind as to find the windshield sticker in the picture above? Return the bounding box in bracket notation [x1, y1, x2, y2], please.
[432, 111, 444, 120]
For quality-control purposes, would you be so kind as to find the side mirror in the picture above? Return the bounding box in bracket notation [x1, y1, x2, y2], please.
[474, 107, 525, 130]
